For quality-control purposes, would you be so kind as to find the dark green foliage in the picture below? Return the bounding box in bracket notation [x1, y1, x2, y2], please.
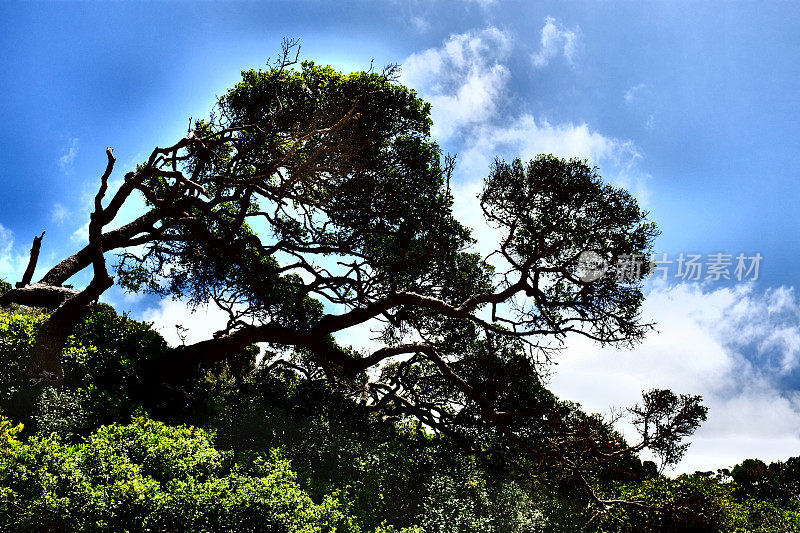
[4, 55, 674, 521]
[117, 60, 466, 321]
[0, 279, 10, 299]
[480, 156, 659, 345]
[0, 305, 174, 433]
[0, 307, 560, 530]
[630, 388, 708, 468]
[62, 304, 174, 422]
[725, 457, 800, 509]
[598, 474, 800, 532]
[202, 367, 435, 529]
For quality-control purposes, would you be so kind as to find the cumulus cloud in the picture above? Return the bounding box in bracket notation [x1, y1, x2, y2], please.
[58, 138, 79, 172]
[549, 282, 800, 473]
[457, 114, 626, 173]
[531, 16, 579, 68]
[402, 27, 513, 140]
[402, 29, 775, 477]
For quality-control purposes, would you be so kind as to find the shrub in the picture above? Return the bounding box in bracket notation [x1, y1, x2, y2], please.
[0, 416, 362, 532]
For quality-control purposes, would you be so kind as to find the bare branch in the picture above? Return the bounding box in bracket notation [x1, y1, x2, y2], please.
[16, 231, 45, 288]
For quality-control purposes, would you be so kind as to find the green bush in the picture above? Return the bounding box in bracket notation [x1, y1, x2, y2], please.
[0, 415, 362, 532]
[0, 305, 181, 435]
[0, 310, 44, 421]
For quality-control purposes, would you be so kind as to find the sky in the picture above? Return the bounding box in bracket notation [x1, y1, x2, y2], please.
[2, 0, 800, 474]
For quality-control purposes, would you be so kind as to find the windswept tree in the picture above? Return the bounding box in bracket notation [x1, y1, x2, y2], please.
[0, 41, 705, 513]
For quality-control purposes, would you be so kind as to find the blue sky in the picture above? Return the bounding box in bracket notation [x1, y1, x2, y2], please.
[2, 0, 800, 472]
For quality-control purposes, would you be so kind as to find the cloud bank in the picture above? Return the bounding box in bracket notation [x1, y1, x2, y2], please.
[550, 283, 800, 473]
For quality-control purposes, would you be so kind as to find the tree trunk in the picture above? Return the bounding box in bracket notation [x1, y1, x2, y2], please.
[25, 273, 113, 387]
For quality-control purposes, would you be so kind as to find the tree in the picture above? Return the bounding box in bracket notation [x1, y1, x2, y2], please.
[0, 41, 704, 510]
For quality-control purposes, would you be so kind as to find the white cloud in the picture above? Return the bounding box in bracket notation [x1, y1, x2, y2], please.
[71, 220, 90, 244]
[531, 16, 579, 68]
[410, 15, 429, 33]
[333, 317, 387, 356]
[402, 27, 513, 140]
[51, 203, 70, 225]
[549, 282, 800, 474]
[624, 83, 646, 103]
[461, 0, 496, 7]
[458, 114, 623, 172]
[141, 299, 231, 348]
[0, 223, 30, 284]
[403, 28, 788, 478]
[58, 138, 79, 172]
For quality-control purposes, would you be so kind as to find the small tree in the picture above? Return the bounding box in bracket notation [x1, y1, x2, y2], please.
[0, 41, 705, 511]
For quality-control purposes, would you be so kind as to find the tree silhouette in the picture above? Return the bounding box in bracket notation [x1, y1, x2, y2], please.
[0, 42, 704, 508]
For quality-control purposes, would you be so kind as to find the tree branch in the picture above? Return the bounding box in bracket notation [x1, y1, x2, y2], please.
[16, 231, 45, 288]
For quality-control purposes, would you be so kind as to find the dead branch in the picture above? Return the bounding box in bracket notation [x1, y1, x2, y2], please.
[16, 231, 45, 288]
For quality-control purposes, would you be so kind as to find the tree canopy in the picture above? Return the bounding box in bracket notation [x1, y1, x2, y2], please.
[0, 42, 706, 519]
